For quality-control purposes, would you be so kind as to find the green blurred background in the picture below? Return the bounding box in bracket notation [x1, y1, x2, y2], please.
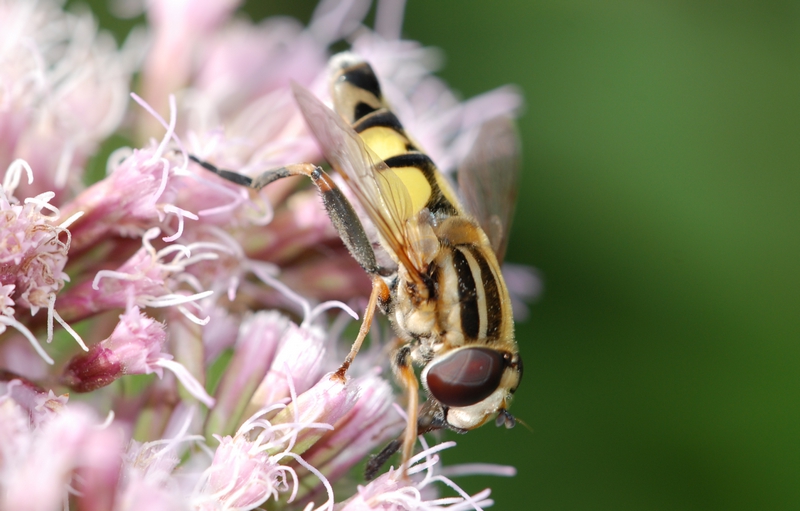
[81, 0, 800, 509]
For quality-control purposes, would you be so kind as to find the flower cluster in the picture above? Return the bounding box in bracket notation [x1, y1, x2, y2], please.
[0, 0, 530, 509]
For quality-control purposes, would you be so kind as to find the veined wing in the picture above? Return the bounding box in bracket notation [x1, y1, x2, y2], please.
[292, 82, 429, 278]
[457, 116, 521, 262]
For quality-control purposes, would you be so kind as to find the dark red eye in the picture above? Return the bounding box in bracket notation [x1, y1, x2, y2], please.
[426, 348, 506, 407]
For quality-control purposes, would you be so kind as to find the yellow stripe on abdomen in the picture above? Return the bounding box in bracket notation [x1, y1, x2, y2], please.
[359, 126, 409, 161]
[388, 166, 433, 214]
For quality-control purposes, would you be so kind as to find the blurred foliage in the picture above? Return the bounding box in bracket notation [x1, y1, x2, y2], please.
[76, 0, 799, 509]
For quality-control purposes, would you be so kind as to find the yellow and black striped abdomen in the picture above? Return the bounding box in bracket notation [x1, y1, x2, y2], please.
[329, 56, 462, 218]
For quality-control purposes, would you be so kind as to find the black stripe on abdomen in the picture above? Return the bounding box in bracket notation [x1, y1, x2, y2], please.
[452, 248, 479, 340]
[468, 246, 502, 340]
[353, 110, 405, 133]
[353, 102, 377, 121]
[341, 64, 382, 99]
[383, 152, 433, 170]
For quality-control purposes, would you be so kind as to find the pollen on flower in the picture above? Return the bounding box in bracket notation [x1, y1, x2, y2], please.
[0, 159, 84, 362]
[0, 1, 525, 509]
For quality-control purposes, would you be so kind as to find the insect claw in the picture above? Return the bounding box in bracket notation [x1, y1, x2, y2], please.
[331, 364, 349, 382]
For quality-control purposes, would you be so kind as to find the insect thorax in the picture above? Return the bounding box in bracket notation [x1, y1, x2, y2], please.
[391, 215, 514, 363]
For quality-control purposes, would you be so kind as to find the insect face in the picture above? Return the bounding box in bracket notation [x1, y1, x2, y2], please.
[422, 346, 522, 430]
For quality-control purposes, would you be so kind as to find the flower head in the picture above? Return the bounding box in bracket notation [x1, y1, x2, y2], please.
[0, 0, 130, 199]
[0, 0, 534, 509]
[339, 440, 514, 511]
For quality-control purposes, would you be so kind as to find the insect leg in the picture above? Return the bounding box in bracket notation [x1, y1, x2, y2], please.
[333, 275, 390, 381]
[193, 156, 388, 380]
[365, 382, 451, 480]
[189, 155, 254, 187]
[192, 156, 381, 276]
[252, 163, 391, 381]
[363, 343, 420, 480]
[395, 344, 419, 479]
[365, 438, 402, 481]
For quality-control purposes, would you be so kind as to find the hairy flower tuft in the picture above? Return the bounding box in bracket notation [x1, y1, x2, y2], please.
[63, 306, 215, 406]
[0, 159, 84, 362]
[0, 1, 532, 509]
[0, 0, 131, 198]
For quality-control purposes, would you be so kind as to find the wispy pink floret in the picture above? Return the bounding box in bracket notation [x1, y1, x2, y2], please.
[196, 393, 347, 511]
[0, 376, 67, 426]
[247, 322, 328, 415]
[340, 441, 511, 511]
[114, 419, 206, 511]
[304, 372, 404, 482]
[195, 434, 296, 511]
[58, 227, 217, 325]
[62, 306, 165, 393]
[63, 306, 215, 407]
[0, 397, 124, 511]
[63, 144, 187, 252]
[141, 0, 241, 129]
[102, 306, 168, 375]
[206, 311, 290, 436]
[0, 386, 32, 454]
[0, 159, 84, 362]
[269, 373, 359, 456]
[0, 164, 71, 312]
[0, 0, 131, 199]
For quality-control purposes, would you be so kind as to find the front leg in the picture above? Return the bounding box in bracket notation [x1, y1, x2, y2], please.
[191, 156, 380, 276]
[192, 156, 384, 380]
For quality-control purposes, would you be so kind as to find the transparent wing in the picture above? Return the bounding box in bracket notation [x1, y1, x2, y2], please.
[292, 82, 427, 277]
[457, 117, 521, 262]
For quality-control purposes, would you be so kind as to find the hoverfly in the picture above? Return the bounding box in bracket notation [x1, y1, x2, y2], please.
[192, 52, 523, 479]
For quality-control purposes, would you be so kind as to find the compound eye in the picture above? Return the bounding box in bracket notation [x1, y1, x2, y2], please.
[426, 348, 506, 407]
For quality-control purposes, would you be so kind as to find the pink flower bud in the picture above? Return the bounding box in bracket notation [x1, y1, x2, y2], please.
[206, 311, 289, 436]
[247, 323, 327, 416]
[304, 373, 404, 482]
[63, 306, 165, 392]
[269, 373, 359, 456]
[62, 346, 123, 393]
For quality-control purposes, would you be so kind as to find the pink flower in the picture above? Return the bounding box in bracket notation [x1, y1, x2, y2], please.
[205, 311, 289, 436]
[0, 394, 124, 511]
[339, 441, 515, 511]
[196, 434, 292, 510]
[0, 159, 84, 362]
[299, 372, 405, 499]
[0, 0, 536, 509]
[63, 306, 214, 407]
[0, 0, 130, 200]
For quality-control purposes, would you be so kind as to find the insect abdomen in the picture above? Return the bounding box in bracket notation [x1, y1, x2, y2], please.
[329, 54, 461, 218]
